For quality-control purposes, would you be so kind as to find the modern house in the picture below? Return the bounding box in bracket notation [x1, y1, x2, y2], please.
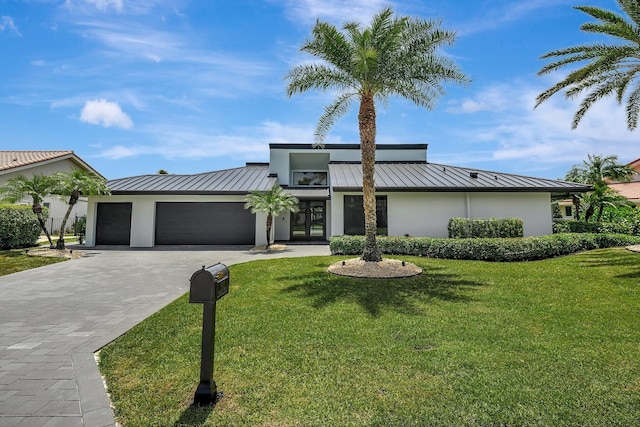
[85, 144, 590, 247]
[0, 151, 104, 232]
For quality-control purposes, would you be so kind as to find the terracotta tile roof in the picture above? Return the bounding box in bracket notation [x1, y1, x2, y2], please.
[609, 182, 640, 201]
[0, 151, 74, 172]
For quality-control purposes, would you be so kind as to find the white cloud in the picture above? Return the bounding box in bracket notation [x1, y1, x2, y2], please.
[80, 99, 133, 129]
[95, 121, 319, 161]
[65, 0, 123, 12]
[280, 0, 391, 25]
[433, 78, 639, 176]
[1, 16, 21, 36]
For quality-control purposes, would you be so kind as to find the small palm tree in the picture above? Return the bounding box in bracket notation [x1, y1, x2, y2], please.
[0, 174, 57, 248]
[564, 154, 635, 221]
[244, 186, 299, 249]
[536, 1, 640, 130]
[285, 7, 468, 262]
[52, 169, 110, 249]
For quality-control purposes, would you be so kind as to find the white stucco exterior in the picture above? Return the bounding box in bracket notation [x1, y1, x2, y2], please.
[86, 194, 267, 248]
[86, 144, 576, 247]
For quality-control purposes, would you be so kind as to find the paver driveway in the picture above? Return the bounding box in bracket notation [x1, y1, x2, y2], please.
[0, 245, 330, 426]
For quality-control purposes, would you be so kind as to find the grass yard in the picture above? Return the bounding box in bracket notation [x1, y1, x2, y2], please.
[98, 248, 640, 426]
[0, 250, 66, 276]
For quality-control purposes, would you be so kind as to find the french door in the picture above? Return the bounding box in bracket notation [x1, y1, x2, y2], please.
[291, 200, 325, 240]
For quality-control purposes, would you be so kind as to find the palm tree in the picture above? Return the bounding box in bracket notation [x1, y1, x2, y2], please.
[52, 169, 110, 249]
[285, 7, 468, 262]
[536, 1, 640, 130]
[244, 186, 299, 249]
[0, 174, 57, 248]
[564, 154, 635, 221]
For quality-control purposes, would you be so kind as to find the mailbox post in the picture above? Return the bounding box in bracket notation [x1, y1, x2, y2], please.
[189, 263, 229, 406]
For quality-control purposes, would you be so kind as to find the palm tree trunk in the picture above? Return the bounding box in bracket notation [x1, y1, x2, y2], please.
[32, 205, 54, 248]
[56, 192, 79, 250]
[266, 214, 273, 249]
[359, 92, 382, 262]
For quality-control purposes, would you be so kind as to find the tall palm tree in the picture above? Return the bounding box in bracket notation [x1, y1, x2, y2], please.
[536, 0, 640, 130]
[52, 169, 110, 249]
[285, 7, 469, 262]
[564, 154, 635, 221]
[244, 185, 299, 249]
[0, 174, 57, 248]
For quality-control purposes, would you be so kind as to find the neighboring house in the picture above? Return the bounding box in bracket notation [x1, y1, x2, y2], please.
[608, 156, 640, 207]
[85, 144, 590, 247]
[0, 151, 104, 232]
[557, 156, 640, 219]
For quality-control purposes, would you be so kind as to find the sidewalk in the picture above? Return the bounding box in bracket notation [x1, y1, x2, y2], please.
[0, 244, 330, 426]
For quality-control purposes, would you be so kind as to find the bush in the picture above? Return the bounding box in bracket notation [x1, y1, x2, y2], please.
[0, 204, 42, 249]
[448, 218, 524, 238]
[553, 220, 639, 236]
[329, 233, 640, 262]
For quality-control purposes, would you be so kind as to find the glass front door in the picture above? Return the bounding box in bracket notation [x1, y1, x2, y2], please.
[291, 200, 325, 240]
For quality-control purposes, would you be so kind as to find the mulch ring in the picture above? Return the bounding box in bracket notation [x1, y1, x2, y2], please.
[328, 257, 422, 278]
[23, 247, 84, 259]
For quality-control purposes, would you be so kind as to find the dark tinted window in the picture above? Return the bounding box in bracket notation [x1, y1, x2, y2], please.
[344, 195, 387, 235]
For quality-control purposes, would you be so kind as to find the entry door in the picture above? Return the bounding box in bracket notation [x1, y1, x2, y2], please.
[291, 201, 325, 240]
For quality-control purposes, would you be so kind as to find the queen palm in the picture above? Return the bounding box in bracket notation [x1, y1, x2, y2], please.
[53, 169, 110, 249]
[0, 174, 57, 248]
[285, 7, 468, 262]
[244, 185, 299, 249]
[536, 0, 640, 130]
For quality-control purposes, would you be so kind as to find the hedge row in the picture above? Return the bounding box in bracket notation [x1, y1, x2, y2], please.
[448, 217, 524, 238]
[329, 233, 640, 262]
[553, 220, 640, 236]
[0, 204, 41, 249]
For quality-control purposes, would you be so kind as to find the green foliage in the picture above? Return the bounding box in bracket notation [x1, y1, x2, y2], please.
[0, 250, 65, 275]
[99, 253, 640, 425]
[553, 219, 640, 236]
[448, 217, 524, 238]
[0, 204, 42, 249]
[330, 233, 640, 261]
[536, 2, 640, 130]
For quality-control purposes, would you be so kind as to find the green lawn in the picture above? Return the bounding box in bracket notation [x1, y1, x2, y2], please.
[98, 248, 640, 426]
[0, 250, 66, 276]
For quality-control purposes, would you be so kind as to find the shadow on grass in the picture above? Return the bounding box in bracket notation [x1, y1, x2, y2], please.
[173, 403, 214, 426]
[282, 262, 486, 317]
[579, 248, 640, 279]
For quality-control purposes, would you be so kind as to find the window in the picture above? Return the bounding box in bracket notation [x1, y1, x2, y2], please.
[565, 206, 572, 217]
[344, 195, 388, 235]
[292, 171, 327, 186]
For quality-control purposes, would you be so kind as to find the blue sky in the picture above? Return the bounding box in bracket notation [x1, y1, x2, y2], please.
[2, 0, 639, 180]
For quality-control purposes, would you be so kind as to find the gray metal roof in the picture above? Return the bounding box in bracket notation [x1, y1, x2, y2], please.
[108, 164, 275, 195]
[328, 162, 591, 193]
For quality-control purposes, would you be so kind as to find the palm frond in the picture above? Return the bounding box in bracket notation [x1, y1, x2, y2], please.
[315, 93, 356, 145]
[285, 64, 354, 96]
[625, 79, 640, 130]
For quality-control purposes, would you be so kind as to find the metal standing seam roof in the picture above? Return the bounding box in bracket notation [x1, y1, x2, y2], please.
[108, 164, 275, 194]
[328, 162, 592, 193]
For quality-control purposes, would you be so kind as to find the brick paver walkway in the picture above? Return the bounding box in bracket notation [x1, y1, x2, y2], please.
[0, 245, 329, 426]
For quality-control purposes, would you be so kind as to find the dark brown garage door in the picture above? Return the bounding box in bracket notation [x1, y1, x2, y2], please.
[95, 202, 132, 245]
[155, 202, 255, 245]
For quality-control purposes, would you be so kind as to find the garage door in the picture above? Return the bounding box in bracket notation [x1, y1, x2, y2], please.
[155, 202, 255, 245]
[95, 203, 132, 245]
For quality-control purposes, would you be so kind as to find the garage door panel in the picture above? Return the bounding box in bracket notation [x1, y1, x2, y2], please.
[95, 203, 132, 245]
[155, 202, 254, 245]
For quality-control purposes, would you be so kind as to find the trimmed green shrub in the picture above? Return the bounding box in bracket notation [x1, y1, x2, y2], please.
[553, 220, 638, 236]
[0, 204, 41, 249]
[329, 233, 640, 262]
[448, 217, 524, 238]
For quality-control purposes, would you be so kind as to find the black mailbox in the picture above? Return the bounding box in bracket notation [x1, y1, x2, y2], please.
[189, 263, 229, 303]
